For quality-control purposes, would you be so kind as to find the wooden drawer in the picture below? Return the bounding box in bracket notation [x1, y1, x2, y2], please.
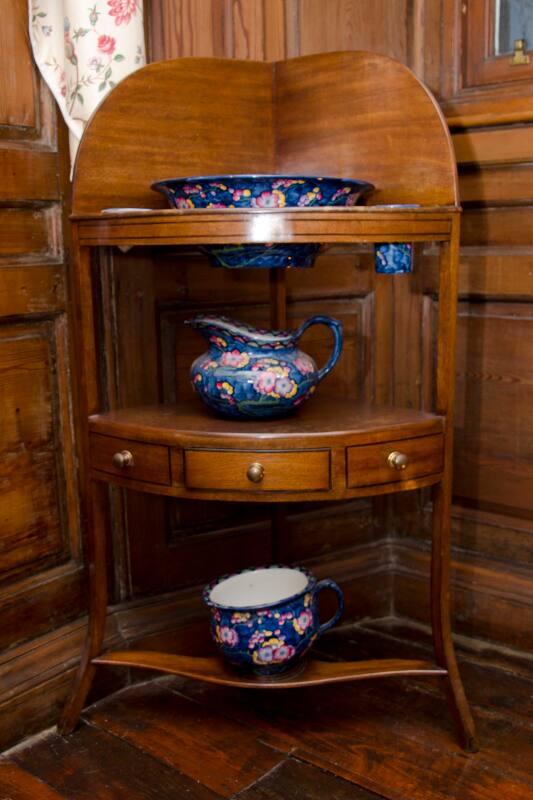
[90, 434, 171, 485]
[184, 449, 330, 492]
[347, 434, 443, 488]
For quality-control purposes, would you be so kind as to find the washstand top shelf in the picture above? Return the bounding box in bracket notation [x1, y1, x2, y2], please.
[72, 205, 459, 248]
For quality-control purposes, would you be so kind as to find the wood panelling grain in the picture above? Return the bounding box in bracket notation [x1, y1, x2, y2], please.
[0, 208, 53, 258]
[0, 265, 65, 317]
[394, 541, 533, 650]
[453, 126, 533, 165]
[461, 207, 533, 246]
[0, 149, 59, 202]
[453, 302, 533, 516]
[401, 503, 533, 573]
[263, 0, 287, 61]
[152, 0, 226, 58]
[155, 251, 371, 307]
[295, 0, 408, 61]
[423, 249, 533, 299]
[0, 0, 82, 750]
[0, 323, 68, 579]
[0, 564, 85, 652]
[459, 165, 533, 206]
[228, 0, 265, 59]
[0, 0, 36, 128]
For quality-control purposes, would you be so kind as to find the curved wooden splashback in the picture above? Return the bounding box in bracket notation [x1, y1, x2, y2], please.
[72, 51, 458, 214]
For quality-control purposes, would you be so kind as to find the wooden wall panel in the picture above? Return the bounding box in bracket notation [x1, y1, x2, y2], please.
[0, 323, 66, 579]
[294, 0, 408, 61]
[0, 208, 55, 258]
[0, 0, 86, 749]
[0, 0, 36, 128]
[454, 303, 533, 516]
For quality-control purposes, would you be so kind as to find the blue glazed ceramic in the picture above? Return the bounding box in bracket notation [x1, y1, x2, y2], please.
[203, 565, 344, 674]
[374, 242, 413, 274]
[203, 243, 320, 269]
[187, 313, 343, 419]
[151, 174, 374, 269]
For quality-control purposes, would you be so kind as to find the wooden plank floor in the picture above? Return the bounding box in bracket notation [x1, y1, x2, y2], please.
[2, 619, 532, 799]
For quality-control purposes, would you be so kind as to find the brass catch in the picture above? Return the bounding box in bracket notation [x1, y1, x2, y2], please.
[510, 39, 530, 66]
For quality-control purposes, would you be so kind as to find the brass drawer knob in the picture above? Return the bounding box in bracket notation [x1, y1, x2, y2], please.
[112, 450, 134, 469]
[247, 462, 265, 483]
[388, 451, 408, 470]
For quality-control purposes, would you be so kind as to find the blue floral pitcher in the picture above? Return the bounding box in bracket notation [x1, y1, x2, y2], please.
[187, 314, 343, 419]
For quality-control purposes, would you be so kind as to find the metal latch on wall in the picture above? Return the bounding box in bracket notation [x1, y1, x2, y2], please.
[510, 38, 530, 66]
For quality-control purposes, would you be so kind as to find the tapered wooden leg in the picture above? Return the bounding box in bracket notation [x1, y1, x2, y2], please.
[431, 480, 478, 751]
[58, 479, 109, 735]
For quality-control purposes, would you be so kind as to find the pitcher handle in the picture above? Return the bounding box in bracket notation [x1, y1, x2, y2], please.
[294, 315, 343, 383]
[315, 579, 344, 637]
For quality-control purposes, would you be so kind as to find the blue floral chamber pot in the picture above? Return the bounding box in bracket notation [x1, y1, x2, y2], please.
[151, 174, 374, 269]
[187, 313, 343, 419]
[203, 565, 344, 674]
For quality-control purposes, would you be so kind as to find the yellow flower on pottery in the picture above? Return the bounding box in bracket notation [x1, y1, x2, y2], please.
[243, 189, 251, 196]
[231, 612, 251, 623]
[193, 373, 202, 383]
[252, 637, 283, 664]
[273, 189, 286, 207]
[221, 381, 234, 395]
[293, 609, 313, 635]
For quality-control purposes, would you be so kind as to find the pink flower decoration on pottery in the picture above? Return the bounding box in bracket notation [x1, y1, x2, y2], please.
[253, 371, 278, 395]
[220, 349, 250, 368]
[251, 190, 286, 209]
[218, 626, 238, 647]
[293, 356, 314, 375]
[272, 644, 296, 662]
[293, 609, 313, 635]
[274, 376, 297, 398]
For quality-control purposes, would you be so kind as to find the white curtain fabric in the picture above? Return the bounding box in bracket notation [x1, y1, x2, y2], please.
[29, 0, 146, 168]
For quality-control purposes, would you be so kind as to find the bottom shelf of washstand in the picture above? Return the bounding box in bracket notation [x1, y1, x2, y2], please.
[92, 651, 446, 688]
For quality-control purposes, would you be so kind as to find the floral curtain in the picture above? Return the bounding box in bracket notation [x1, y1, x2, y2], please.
[29, 0, 146, 168]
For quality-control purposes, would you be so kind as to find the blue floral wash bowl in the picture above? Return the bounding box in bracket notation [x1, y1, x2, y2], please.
[151, 175, 374, 269]
[187, 313, 343, 419]
[203, 565, 344, 675]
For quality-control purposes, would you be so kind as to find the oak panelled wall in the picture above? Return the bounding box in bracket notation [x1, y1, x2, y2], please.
[0, 0, 87, 747]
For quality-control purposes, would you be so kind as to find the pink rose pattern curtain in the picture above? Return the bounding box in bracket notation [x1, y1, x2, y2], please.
[29, 0, 146, 167]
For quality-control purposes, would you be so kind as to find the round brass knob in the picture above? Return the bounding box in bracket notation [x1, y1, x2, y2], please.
[246, 462, 265, 483]
[112, 450, 134, 469]
[388, 451, 408, 470]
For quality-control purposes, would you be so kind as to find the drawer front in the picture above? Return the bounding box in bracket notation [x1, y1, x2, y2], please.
[347, 434, 443, 488]
[184, 449, 330, 492]
[90, 434, 171, 485]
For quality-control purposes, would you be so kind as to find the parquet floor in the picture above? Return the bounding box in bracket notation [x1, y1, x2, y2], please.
[2, 619, 532, 799]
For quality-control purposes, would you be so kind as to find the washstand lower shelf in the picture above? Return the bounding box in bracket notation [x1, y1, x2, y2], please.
[92, 651, 447, 688]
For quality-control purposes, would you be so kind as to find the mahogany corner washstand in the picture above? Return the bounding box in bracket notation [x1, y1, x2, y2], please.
[59, 51, 478, 750]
